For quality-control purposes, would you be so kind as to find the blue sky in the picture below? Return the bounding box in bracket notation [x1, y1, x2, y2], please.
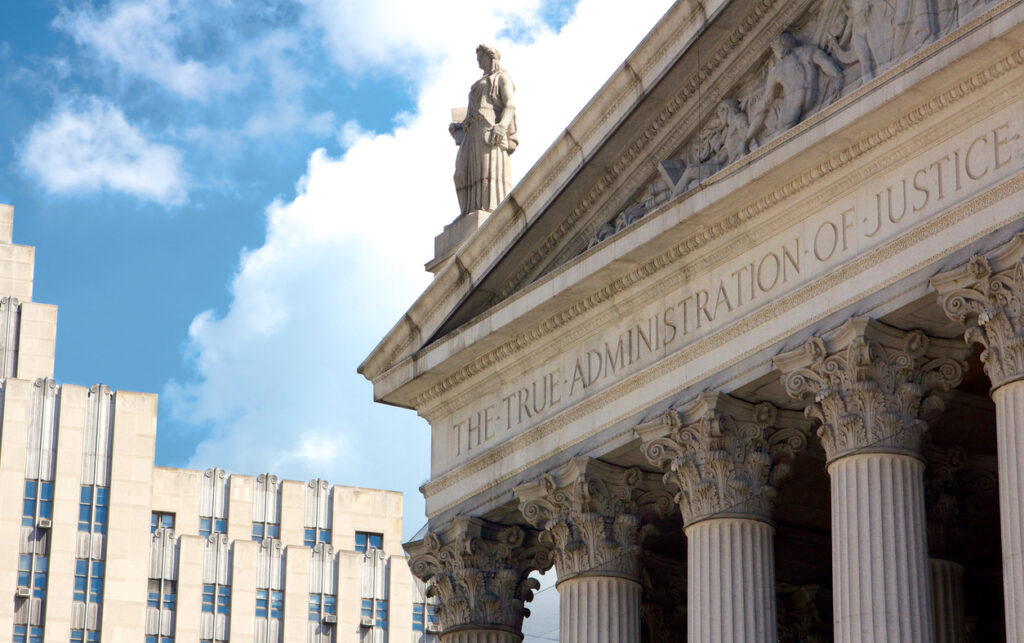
[0, 4, 673, 621]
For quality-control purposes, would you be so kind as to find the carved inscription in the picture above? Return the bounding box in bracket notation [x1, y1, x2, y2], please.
[445, 116, 1022, 464]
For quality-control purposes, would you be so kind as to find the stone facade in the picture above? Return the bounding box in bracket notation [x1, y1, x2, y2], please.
[0, 204, 437, 643]
[363, 0, 1024, 640]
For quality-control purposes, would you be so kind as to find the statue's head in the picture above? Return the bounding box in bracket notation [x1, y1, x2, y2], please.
[476, 44, 501, 72]
[770, 33, 798, 56]
[717, 98, 740, 120]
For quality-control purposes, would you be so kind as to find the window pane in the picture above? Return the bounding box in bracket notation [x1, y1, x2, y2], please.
[95, 488, 109, 506]
[267, 524, 279, 538]
[80, 486, 92, 503]
[370, 533, 383, 549]
[24, 480, 37, 499]
[94, 506, 107, 525]
[304, 528, 315, 546]
[79, 505, 91, 523]
[252, 523, 264, 540]
[215, 519, 227, 532]
[320, 529, 331, 543]
[40, 482, 53, 500]
[38, 500, 52, 519]
[22, 499, 35, 518]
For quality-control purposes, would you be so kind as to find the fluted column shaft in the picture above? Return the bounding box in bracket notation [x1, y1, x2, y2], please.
[558, 575, 641, 643]
[440, 629, 522, 643]
[930, 558, 966, 643]
[685, 517, 776, 643]
[829, 453, 933, 642]
[994, 381, 1024, 640]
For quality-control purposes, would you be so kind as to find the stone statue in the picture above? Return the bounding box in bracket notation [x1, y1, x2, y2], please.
[450, 45, 517, 215]
[659, 99, 750, 194]
[745, 32, 844, 147]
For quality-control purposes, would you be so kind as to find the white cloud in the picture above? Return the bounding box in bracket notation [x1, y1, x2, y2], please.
[55, 0, 243, 101]
[21, 98, 188, 205]
[167, 0, 673, 544]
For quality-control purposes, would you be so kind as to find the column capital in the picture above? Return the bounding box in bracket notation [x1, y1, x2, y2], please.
[932, 233, 1024, 390]
[775, 317, 969, 462]
[924, 445, 997, 559]
[635, 391, 809, 526]
[514, 457, 671, 582]
[405, 516, 553, 636]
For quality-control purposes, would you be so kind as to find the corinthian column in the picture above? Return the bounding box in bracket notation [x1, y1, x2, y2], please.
[514, 458, 671, 643]
[404, 517, 552, 643]
[933, 234, 1024, 642]
[776, 317, 969, 643]
[635, 392, 808, 643]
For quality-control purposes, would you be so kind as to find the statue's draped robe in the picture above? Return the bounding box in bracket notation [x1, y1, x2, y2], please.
[455, 69, 517, 214]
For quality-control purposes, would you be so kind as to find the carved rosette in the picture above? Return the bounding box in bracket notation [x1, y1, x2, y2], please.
[932, 234, 1024, 390]
[404, 517, 552, 636]
[924, 445, 998, 558]
[514, 457, 671, 582]
[635, 392, 808, 526]
[775, 318, 969, 463]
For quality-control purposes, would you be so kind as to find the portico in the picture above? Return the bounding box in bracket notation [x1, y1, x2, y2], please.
[361, 0, 1024, 640]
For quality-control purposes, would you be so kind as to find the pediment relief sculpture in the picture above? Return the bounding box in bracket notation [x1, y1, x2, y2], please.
[585, 0, 995, 252]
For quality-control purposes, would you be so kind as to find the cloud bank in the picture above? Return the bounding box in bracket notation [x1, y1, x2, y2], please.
[21, 97, 188, 205]
[165, 0, 673, 526]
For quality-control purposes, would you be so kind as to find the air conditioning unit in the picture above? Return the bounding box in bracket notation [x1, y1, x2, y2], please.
[38, 518, 52, 529]
[426, 624, 440, 634]
[322, 614, 337, 624]
[360, 615, 373, 628]
[16, 586, 31, 598]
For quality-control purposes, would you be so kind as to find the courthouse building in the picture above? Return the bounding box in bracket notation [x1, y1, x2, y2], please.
[361, 0, 1024, 641]
[0, 202, 438, 642]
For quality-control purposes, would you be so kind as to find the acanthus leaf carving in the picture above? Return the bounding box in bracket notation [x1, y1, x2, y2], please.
[933, 234, 1024, 389]
[635, 392, 810, 526]
[404, 516, 552, 635]
[514, 457, 670, 581]
[775, 317, 969, 462]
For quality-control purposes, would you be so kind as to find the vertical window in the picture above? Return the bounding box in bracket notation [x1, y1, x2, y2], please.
[199, 517, 226, 538]
[303, 527, 331, 547]
[309, 592, 337, 622]
[22, 480, 54, 526]
[13, 625, 43, 643]
[412, 603, 437, 633]
[355, 531, 382, 553]
[361, 598, 388, 628]
[256, 588, 284, 621]
[202, 583, 231, 617]
[251, 521, 280, 542]
[73, 559, 104, 604]
[151, 512, 175, 533]
[78, 486, 109, 533]
[147, 578, 177, 642]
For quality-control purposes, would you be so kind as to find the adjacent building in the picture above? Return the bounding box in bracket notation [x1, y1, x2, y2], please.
[0, 201, 438, 642]
[362, 0, 1024, 641]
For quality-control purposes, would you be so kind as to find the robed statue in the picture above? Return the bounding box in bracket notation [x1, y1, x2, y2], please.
[450, 45, 517, 215]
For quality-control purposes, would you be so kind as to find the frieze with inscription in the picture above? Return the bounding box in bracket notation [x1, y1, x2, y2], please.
[439, 110, 1022, 470]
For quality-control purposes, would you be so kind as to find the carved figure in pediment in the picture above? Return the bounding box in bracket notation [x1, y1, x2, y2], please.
[450, 45, 517, 215]
[744, 33, 843, 147]
[659, 99, 750, 194]
[826, 0, 897, 81]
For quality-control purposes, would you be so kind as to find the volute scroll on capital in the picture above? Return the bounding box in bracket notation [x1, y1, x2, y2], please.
[634, 392, 811, 527]
[932, 234, 1024, 390]
[404, 516, 552, 635]
[775, 317, 970, 463]
[513, 457, 672, 582]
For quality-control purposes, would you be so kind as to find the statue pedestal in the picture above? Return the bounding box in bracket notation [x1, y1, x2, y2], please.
[425, 210, 491, 274]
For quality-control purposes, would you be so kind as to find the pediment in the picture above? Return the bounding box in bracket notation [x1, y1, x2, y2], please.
[360, 0, 1006, 400]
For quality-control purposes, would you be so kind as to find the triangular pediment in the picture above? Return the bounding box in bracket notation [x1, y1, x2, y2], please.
[360, 0, 996, 402]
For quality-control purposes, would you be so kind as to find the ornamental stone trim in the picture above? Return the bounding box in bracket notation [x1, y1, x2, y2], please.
[933, 233, 1024, 390]
[514, 457, 671, 583]
[635, 392, 809, 526]
[775, 317, 970, 462]
[404, 516, 552, 635]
